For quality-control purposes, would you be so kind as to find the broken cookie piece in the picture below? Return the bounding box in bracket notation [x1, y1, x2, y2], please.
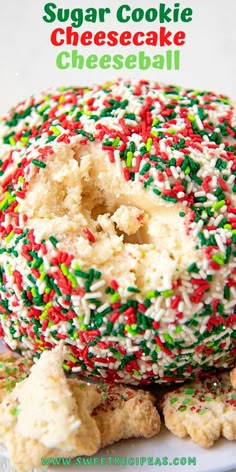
[92, 384, 161, 447]
[160, 373, 236, 448]
[0, 346, 101, 472]
[0, 353, 32, 402]
[0, 347, 161, 472]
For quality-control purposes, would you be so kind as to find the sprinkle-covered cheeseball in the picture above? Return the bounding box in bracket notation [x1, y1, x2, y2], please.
[0, 79, 235, 384]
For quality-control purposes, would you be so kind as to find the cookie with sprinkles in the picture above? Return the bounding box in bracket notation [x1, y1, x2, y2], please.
[0, 352, 32, 401]
[91, 383, 160, 447]
[0, 78, 235, 384]
[160, 372, 236, 447]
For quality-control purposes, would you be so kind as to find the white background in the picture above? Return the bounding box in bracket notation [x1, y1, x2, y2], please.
[0, 0, 235, 115]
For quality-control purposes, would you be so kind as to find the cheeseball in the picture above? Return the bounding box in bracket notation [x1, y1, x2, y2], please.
[0, 79, 235, 384]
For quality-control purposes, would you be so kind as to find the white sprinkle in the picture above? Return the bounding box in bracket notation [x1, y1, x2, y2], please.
[154, 309, 165, 322]
[125, 337, 132, 349]
[71, 367, 81, 373]
[114, 150, 122, 176]
[206, 192, 217, 201]
[215, 233, 225, 253]
[178, 301, 184, 312]
[195, 116, 203, 130]
[192, 219, 204, 237]
[228, 174, 235, 184]
[97, 302, 110, 313]
[199, 318, 210, 334]
[215, 214, 224, 226]
[203, 229, 209, 239]
[220, 205, 227, 213]
[182, 290, 192, 308]
[127, 345, 140, 353]
[144, 329, 152, 340]
[195, 191, 206, 197]
[212, 176, 218, 187]
[90, 280, 106, 291]
[170, 166, 179, 179]
[81, 298, 90, 323]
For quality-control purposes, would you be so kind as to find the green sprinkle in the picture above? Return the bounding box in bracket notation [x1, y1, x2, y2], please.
[39, 311, 48, 320]
[140, 163, 151, 175]
[49, 236, 58, 247]
[182, 398, 191, 405]
[170, 397, 178, 404]
[94, 270, 101, 279]
[161, 195, 178, 203]
[215, 158, 227, 170]
[125, 325, 138, 335]
[212, 200, 225, 211]
[187, 262, 199, 273]
[179, 212, 185, 217]
[10, 405, 20, 416]
[98, 306, 113, 316]
[3, 131, 15, 144]
[68, 274, 78, 288]
[179, 406, 187, 412]
[74, 270, 89, 279]
[38, 104, 50, 114]
[185, 388, 195, 395]
[175, 325, 182, 333]
[61, 263, 69, 276]
[203, 396, 213, 402]
[162, 289, 174, 298]
[224, 285, 230, 300]
[127, 287, 141, 293]
[27, 274, 36, 285]
[50, 126, 61, 136]
[124, 113, 136, 120]
[69, 354, 78, 363]
[5, 231, 15, 243]
[144, 176, 154, 188]
[134, 370, 141, 376]
[126, 151, 133, 168]
[110, 292, 120, 303]
[212, 254, 225, 265]
[187, 114, 195, 121]
[153, 188, 161, 196]
[146, 290, 160, 299]
[32, 159, 46, 168]
[163, 333, 174, 345]
[146, 138, 152, 151]
[20, 136, 29, 144]
[9, 137, 16, 146]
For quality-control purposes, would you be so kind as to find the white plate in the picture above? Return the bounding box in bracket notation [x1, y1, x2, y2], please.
[0, 430, 236, 472]
[40, 431, 236, 472]
[0, 344, 236, 472]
